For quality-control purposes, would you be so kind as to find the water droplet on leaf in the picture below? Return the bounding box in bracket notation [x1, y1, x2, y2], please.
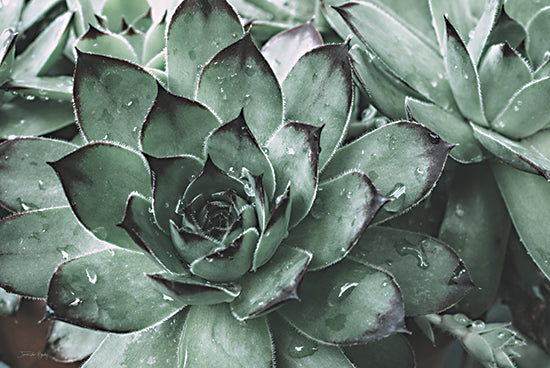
[86, 269, 98, 284]
[394, 238, 429, 269]
[288, 334, 319, 358]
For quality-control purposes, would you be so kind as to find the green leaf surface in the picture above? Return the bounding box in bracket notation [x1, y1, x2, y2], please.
[166, 0, 243, 98]
[101, 0, 149, 31]
[349, 226, 475, 316]
[271, 313, 354, 368]
[0, 207, 109, 298]
[74, 52, 157, 149]
[261, 20, 323, 83]
[45, 321, 107, 363]
[283, 42, 352, 169]
[0, 98, 75, 138]
[350, 45, 421, 120]
[491, 77, 550, 138]
[205, 112, 276, 198]
[252, 183, 291, 270]
[19, 0, 62, 32]
[444, 17, 487, 126]
[75, 26, 138, 63]
[406, 97, 485, 163]
[231, 246, 311, 321]
[280, 259, 406, 345]
[47, 248, 183, 332]
[439, 162, 510, 317]
[504, 0, 550, 27]
[285, 171, 386, 270]
[267, 123, 321, 226]
[0, 29, 16, 86]
[479, 43, 532, 122]
[179, 304, 273, 368]
[148, 272, 240, 305]
[492, 161, 550, 280]
[197, 32, 283, 146]
[335, 1, 453, 109]
[66, 0, 99, 36]
[121, 27, 145, 63]
[526, 7, 550, 69]
[82, 309, 186, 368]
[472, 124, 550, 179]
[140, 85, 220, 158]
[5, 76, 73, 101]
[534, 56, 550, 79]
[0, 287, 20, 316]
[49, 143, 150, 249]
[466, 0, 500, 66]
[147, 154, 203, 232]
[322, 122, 453, 223]
[119, 194, 187, 274]
[0, 0, 23, 30]
[0, 138, 76, 212]
[190, 228, 259, 282]
[344, 335, 415, 368]
[143, 14, 166, 63]
[12, 11, 73, 78]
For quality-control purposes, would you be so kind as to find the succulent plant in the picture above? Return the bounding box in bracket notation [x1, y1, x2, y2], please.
[0, 0, 472, 366]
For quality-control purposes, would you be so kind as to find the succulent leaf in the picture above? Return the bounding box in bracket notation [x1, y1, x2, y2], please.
[205, 111, 276, 198]
[261, 20, 323, 83]
[147, 272, 241, 305]
[166, 0, 244, 98]
[285, 171, 387, 270]
[196, 32, 283, 146]
[231, 246, 311, 321]
[504, 0, 550, 27]
[46, 248, 184, 332]
[444, 17, 488, 127]
[19, 0, 64, 32]
[74, 52, 158, 149]
[5, 76, 73, 101]
[351, 45, 422, 120]
[0, 28, 16, 86]
[251, 183, 291, 270]
[492, 161, 550, 280]
[479, 42, 532, 122]
[82, 309, 186, 368]
[0, 207, 109, 298]
[45, 321, 107, 363]
[270, 313, 355, 367]
[335, 1, 453, 109]
[142, 13, 167, 64]
[491, 77, 550, 138]
[280, 259, 406, 345]
[146, 154, 203, 232]
[406, 97, 485, 163]
[438, 162, 510, 317]
[169, 223, 224, 265]
[140, 85, 221, 158]
[119, 193, 187, 274]
[344, 335, 415, 368]
[526, 6, 550, 69]
[179, 304, 273, 368]
[0, 138, 77, 212]
[12, 11, 73, 78]
[465, 0, 500, 66]
[322, 122, 453, 223]
[0, 0, 23, 30]
[0, 287, 20, 316]
[189, 227, 259, 282]
[101, 0, 150, 32]
[283, 42, 353, 169]
[49, 142, 151, 249]
[472, 124, 550, 179]
[349, 226, 475, 316]
[76, 25, 139, 63]
[0, 98, 75, 138]
[267, 122, 321, 227]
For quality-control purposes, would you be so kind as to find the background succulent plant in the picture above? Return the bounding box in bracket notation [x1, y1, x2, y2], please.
[0, 0, 485, 366]
[320, 0, 550, 366]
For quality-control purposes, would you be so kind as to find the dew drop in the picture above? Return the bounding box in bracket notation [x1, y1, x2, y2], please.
[453, 313, 470, 325]
[513, 105, 519, 112]
[163, 294, 175, 301]
[69, 298, 82, 307]
[244, 64, 255, 77]
[288, 334, 319, 358]
[86, 269, 98, 284]
[367, 170, 379, 180]
[463, 74, 469, 80]
[448, 265, 468, 285]
[92, 226, 108, 240]
[384, 183, 406, 213]
[394, 239, 429, 269]
[127, 100, 134, 107]
[188, 49, 196, 61]
[470, 320, 485, 331]
[56, 246, 70, 260]
[38, 180, 46, 190]
[26, 95, 36, 100]
[327, 282, 359, 307]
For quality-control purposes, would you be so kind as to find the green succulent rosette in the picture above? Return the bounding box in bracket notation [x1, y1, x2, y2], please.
[323, 0, 550, 309]
[0, 0, 462, 366]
